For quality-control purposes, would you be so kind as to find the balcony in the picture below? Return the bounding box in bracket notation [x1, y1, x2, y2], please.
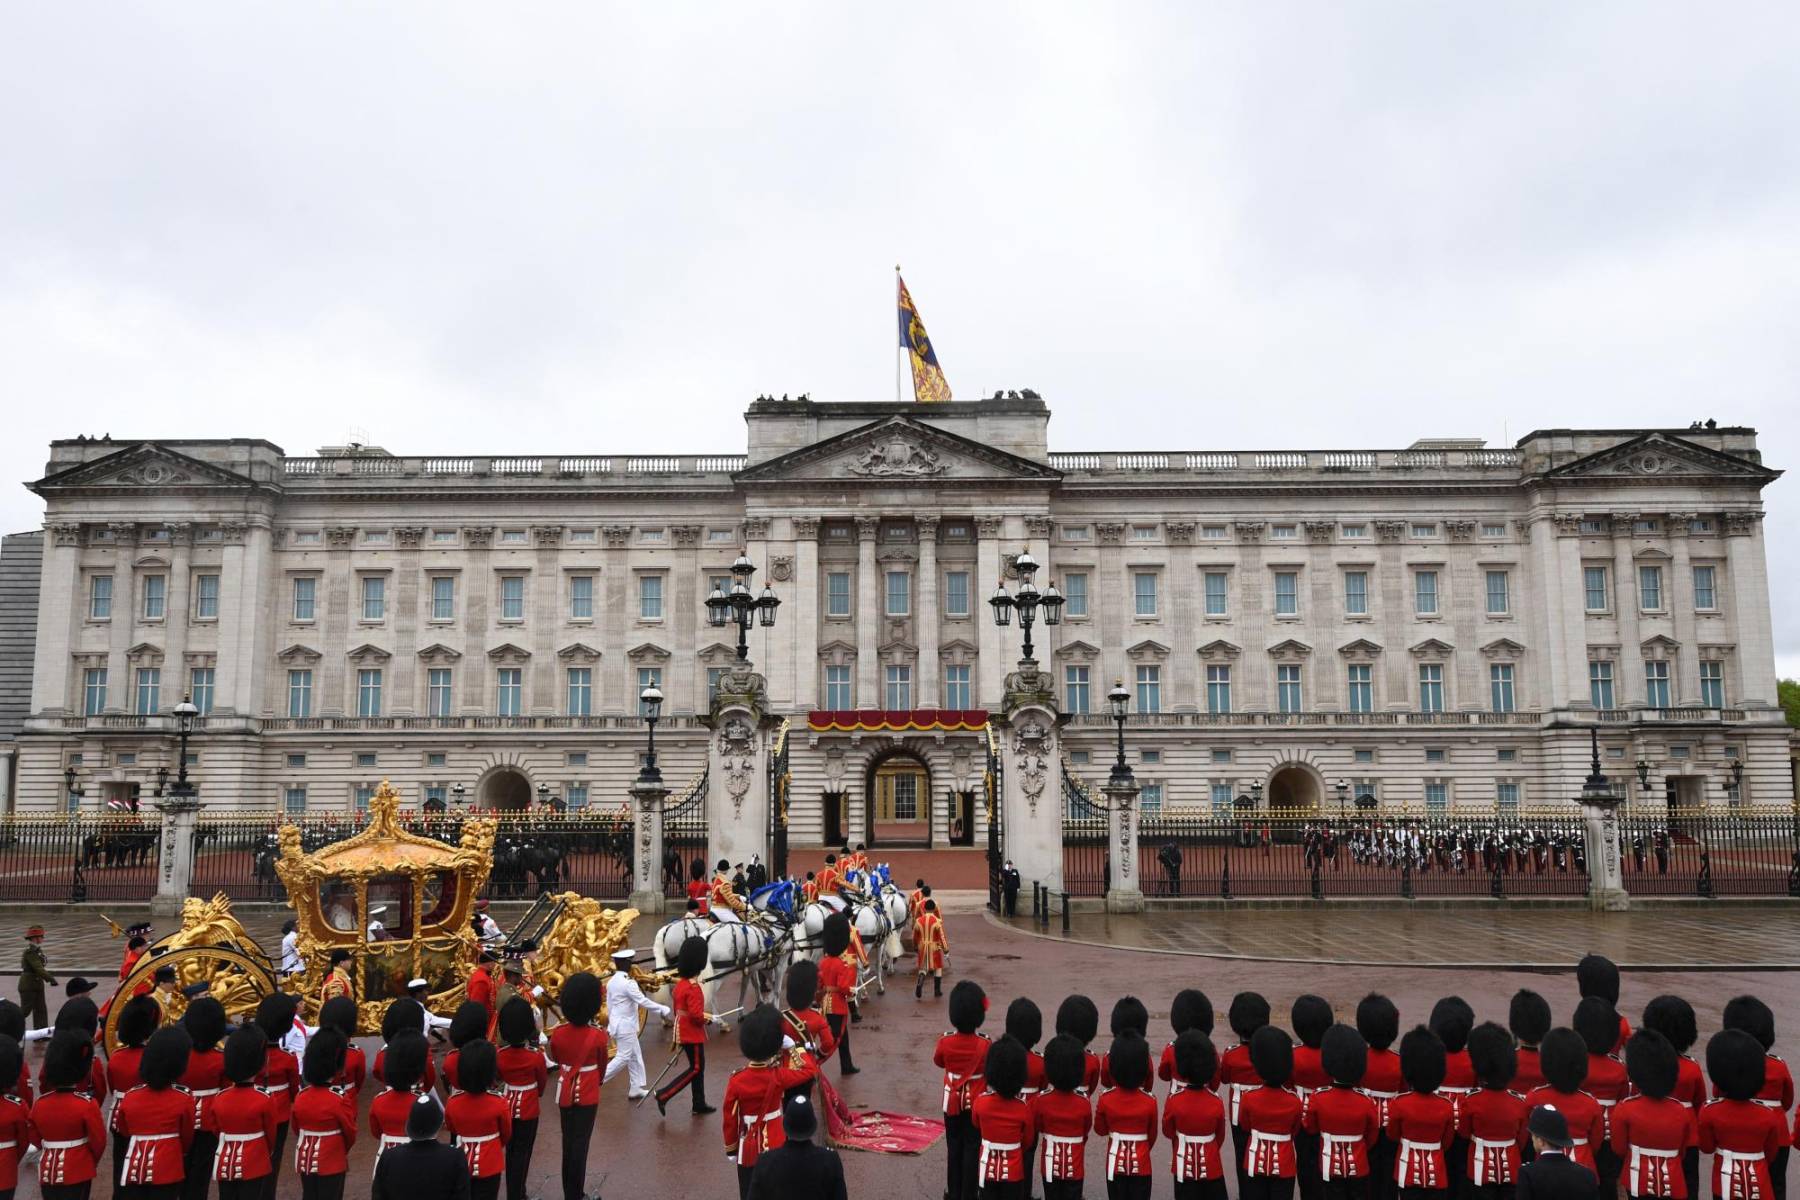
[280, 454, 747, 482]
[32, 713, 707, 735]
[1045, 447, 1522, 480]
[1064, 710, 1544, 729]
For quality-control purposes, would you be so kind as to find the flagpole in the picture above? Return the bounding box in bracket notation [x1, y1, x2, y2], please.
[895, 265, 906, 404]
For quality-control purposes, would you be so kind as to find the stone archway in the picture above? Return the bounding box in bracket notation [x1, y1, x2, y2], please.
[481, 766, 532, 812]
[1267, 763, 1321, 814]
[863, 748, 933, 849]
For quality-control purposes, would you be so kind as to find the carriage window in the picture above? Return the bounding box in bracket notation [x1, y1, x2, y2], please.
[420, 870, 458, 928]
[366, 875, 413, 940]
[321, 882, 358, 932]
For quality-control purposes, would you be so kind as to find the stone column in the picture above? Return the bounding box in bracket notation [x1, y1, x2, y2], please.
[1104, 776, 1144, 913]
[917, 517, 941, 706]
[1665, 515, 1702, 704]
[460, 527, 495, 713]
[1610, 513, 1645, 706]
[976, 517, 1005, 707]
[1374, 521, 1408, 709]
[791, 517, 822, 709]
[1548, 516, 1593, 709]
[1723, 512, 1775, 707]
[321, 526, 356, 715]
[32, 524, 85, 714]
[151, 790, 201, 916]
[628, 775, 669, 914]
[392, 532, 423, 714]
[707, 663, 773, 867]
[1575, 735, 1629, 911]
[163, 524, 193, 707]
[104, 524, 137, 712]
[995, 671, 1062, 894]
[530, 527, 563, 714]
[854, 517, 880, 707]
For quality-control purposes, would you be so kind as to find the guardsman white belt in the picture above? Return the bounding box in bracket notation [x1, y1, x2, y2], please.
[1175, 1131, 1217, 1182]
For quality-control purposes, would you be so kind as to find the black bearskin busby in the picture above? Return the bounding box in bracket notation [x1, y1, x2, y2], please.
[43, 1028, 94, 1090]
[1625, 1029, 1679, 1100]
[1399, 1025, 1446, 1094]
[677, 936, 710, 979]
[302, 1029, 346, 1087]
[1229, 991, 1271, 1043]
[53, 996, 99, 1038]
[986, 1035, 1029, 1100]
[449, 1000, 490, 1049]
[223, 1025, 267, 1085]
[738, 1004, 783, 1062]
[119, 995, 163, 1048]
[1356, 993, 1399, 1052]
[1044, 1033, 1086, 1092]
[1109, 1033, 1152, 1091]
[0, 1001, 23, 1041]
[1722, 995, 1775, 1051]
[1109, 996, 1149, 1039]
[1171, 989, 1214, 1038]
[1468, 1021, 1517, 1090]
[182, 996, 227, 1052]
[0, 1037, 19, 1101]
[1509, 989, 1552, 1047]
[1250, 1025, 1293, 1088]
[253, 992, 295, 1046]
[785, 959, 820, 1011]
[948, 980, 987, 1035]
[692, 859, 708, 882]
[819, 915, 851, 960]
[141, 1025, 193, 1089]
[1292, 995, 1333, 1050]
[1573, 996, 1621, 1058]
[1705, 1029, 1767, 1102]
[1539, 1027, 1589, 1093]
[560, 972, 602, 1027]
[1576, 953, 1621, 1004]
[382, 1029, 429, 1092]
[1006, 997, 1042, 1051]
[1428, 996, 1473, 1054]
[1321, 1024, 1368, 1087]
[1055, 994, 1099, 1047]
[383, 997, 425, 1043]
[1174, 1029, 1218, 1088]
[1642, 994, 1698, 1054]
[456, 1038, 497, 1095]
[498, 997, 537, 1048]
[319, 995, 358, 1039]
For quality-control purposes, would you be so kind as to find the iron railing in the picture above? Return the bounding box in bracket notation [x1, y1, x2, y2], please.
[0, 814, 160, 903]
[986, 725, 1004, 911]
[1617, 808, 1800, 898]
[662, 769, 710, 900]
[769, 719, 791, 880]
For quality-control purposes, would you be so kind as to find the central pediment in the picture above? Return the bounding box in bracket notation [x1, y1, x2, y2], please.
[735, 415, 1060, 486]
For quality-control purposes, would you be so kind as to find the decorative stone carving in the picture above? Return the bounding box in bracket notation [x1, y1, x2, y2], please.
[1337, 638, 1383, 661]
[792, 516, 822, 539]
[1665, 512, 1697, 536]
[716, 717, 758, 817]
[325, 526, 357, 549]
[462, 526, 496, 548]
[845, 437, 945, 477]
[1095, 523, 1125, 545]
[1374, 520, 1407, 544]
[1233, 520, 1266, 544]
[769, 555, 795, 582]
[670, 526, 702, 547]
[975, 516, 1003, 539]
[1165, 521, 1197, 545]
[1610, 512, 1637, 536]
[107, 522, 138, 542]
[915, 516, 941, 541]
[1013, 719, 1050, 816]
[853, 517, 880, 541]
[1551, 514, 1585, 536]
[743, 517, 771, 540]
[49, 523, 82, 547]
[1445, 520, 1476, 542]
[1304, 521, 1336, 545]
[217, 522, 248, 546]
[601, 525, 631, 548]
[1724, 511, 1762, 536]
[165, 522, 193, 546]
[394, 526, 426, 549]
[1023, 515, 1053, 539]
[1513, 518, 1534, 539]
[114, 461, 191, 486]
[533, 525, 565, 547]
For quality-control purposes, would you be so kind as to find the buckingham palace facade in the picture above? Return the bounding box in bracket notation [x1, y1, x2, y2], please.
[9, 395, 1791, 842]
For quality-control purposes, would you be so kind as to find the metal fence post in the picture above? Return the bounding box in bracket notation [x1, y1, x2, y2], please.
[1220, 848, 1231, 900]
[1061, 892, 1070, 932]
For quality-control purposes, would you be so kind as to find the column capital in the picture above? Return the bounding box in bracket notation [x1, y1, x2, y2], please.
[853, 516, 881, 541]
[915, 515, 941, 540]
[792, 515, 822, 539]
[1723, 511, 1763, 537]
[742, 517, 771, 540]
[975, 515, 1003, 539]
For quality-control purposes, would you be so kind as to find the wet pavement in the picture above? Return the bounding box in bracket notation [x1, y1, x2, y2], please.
[4, 902, 1798, 1199]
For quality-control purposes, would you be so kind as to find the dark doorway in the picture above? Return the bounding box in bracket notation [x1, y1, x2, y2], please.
[482, 768, 532, 811]
[950, 790, 975, 846]
[822, 791, 846, 847]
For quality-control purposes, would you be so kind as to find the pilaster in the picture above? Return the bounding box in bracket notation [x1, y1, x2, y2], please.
[854, 517, 879, 707]
[1666, 516, 1701, 705]
[1610, 514, 1645, 706]
[628, 776, 669, 914]
[1724, 512, 1775, 706]
[706, 663, 774, 867]
[917, 517, 941, 706]
[1103, 777, 1144, 913]
[996, 670, 1062, 894]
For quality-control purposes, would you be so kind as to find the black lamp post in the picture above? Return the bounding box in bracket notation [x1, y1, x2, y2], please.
[536, 782, 551, 808]
[63, 766, 81, 800]
[988, 551, 1063, 662]
[1728, 759, 1745, 797]
[452, 782, 467, 808]
[1106, 679, 1132, 785]
[705, 553, 780, 662]
[1580, 727, 1618, 805]
[1635, 755, 1653, 790]
[638, 685, 664, 784]
[1334, 779, 1349, 820]
[168, 693, 200, 800]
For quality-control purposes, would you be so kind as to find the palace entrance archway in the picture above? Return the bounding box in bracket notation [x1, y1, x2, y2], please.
[481, 767, 532, 812]
[864, 751, 932, 848]
[1267, 764, 1321, 813]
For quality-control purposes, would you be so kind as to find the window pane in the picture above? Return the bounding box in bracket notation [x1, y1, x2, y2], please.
[1273, 572, 1297, 616]
[1644, 660, 1670, 708]
[1134, 573, 1157, 617]
[636, 667, 662, 715]
[883, 664, 912, 708]
[501, 576, 525, 621]
[293, 577, 316, 621]
[885, 572, 910, 616]
[1135, 665, 1161, 713]
[569, 575, 593, 619]
[195, 574, 220, 619]
[134, 667, 160, 715]
[1204, 572, 1228, 616]
[358, 668, 383, 717]
[1589, 661, 1614, 709]
[361, 576, 385, 620]
[1484, 571, 1508, 614]
[1277, 664, 1302, 713]
[945, 572, 969, 617]
[826, 573, 851, 617]
[1347, 664, 1372, 713]
[1418, 664, 1443, 713]
[1414, 571, 1438, 615]
[1206, 665, 1231, 714]
[142, 575, 166, 619]
[1064, 666, 1089, 714]
[189, 668, 215, 715]
[1698, 661, 1724, 708]
[1692, 565, 1716, 609]
[497, 668, 522, 716]
[1638, 565, 1662, 610]
[83, 668, 108, 715]
[432, 576, 455, 620]
[639, 576, 663, 619]
[1584, 567, 1608, 611]
[944, 665, 971, 709]
[1063, 573, 1088, 617]
[288, 670, 312, 718]
[1343, 571, 1367, 615]
[428, 668, 454, 717]
[825, 664, 852, 709]
[89, 576, 112, 619]
[1489, 663, 1515, 713]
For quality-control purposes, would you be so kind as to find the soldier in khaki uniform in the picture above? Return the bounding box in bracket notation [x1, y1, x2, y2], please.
[18, 925, 55, 1028]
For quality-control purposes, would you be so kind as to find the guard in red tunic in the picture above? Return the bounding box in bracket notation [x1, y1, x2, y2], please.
[1160, 989, 1218, 1098]
[1699, 1029, 1787, 1200]
[1355, 994, 1403, 1200]
[444, 1039, 512, 1200]
[36, 993, 109, 1106]
[372, 1000, 438, 1099]
[722, 1005, 817, 1200]
[441, 1001, 491, 1102]
[779, 961, 835, 1088]
[1096, 1033, 1160, 1198]
[1525, 1028, 1606, 1177]
[1508, 990, 1552, 1096]
[1428, 997, 1476, 1199]
[1386, 1026, 1455, 1197]
[316, 997, 365, 1102]
[1033, 1034, 1094, 1199]
[495, 998, 546, 1200]
[290, 1031, 356, 1200]
[1723, 995, 1794, 1200]
[115, 1025, 197, 1193]
[180, 995, 229, 1200]
[816, 916, 860, 1077]
[912, 899, 949, 1000]
[1576, 996, 1630, 1199]
[1614, 1030, 1698, 1200]
[1162, 1031, 1227, 1200]
[1305, 1025, 1381, 1200]
[934, 979, 990, 1200]
[107, 994, 162, 1186]
[1053, 995, 1103, 1099]
[972, 1034, 1037, 1200]
[28, 1030, 106, 1200]
[686, 859, 712, 916]
[204, 1026, 278, 1200]
[1006, 999, 1047, 1175]
[547, 972, 606, 1200]
[1236, 1027, 1303, 1200]
[655, 937, 720, 1115]
[368, 1030, 428, 1173]
[1643, 994, 1707, 1200]
[1100, 997, 1152, 1092]
[465, 951, 500, 1026]
[1292, 995, 1335, 1200]
[1223, 992, 1274, 1194]
[1577, 954, 1632, 1053]
[250, 993, 300, 1200]
[1458, 1022, 1528, 1200]
[0, 1039, 27, 1200]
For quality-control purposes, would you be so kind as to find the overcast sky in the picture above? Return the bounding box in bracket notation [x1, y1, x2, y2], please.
[2, 4, 1796, 675]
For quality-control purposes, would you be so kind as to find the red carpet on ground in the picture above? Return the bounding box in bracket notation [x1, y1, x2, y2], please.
[788, 847, 990, 889]
[819, 1074, 944, 1155]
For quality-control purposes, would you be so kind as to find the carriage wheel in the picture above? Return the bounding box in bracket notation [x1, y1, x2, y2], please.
[103, 946, 281, 1054]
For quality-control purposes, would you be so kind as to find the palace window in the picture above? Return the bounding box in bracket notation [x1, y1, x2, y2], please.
[431, 576, 455, 621]
[945, 571, 970, 617]
[292, 577, 316, 621]
[825, 665, 852, 709]
[360, 576, 385, 621]
[89, 575, 112, 620]
[134, 667, 161, 715]
[1699, 661, 1724, 708]
[357, 669, 383, 717]
[1588, 661, 1615, 709]
[884, 664, 913, 709]
[885, 571, 911, 617]
[1347, 664, 1373, 713]
[142, 575, 166, 620]
[496, 668, 522, 716]
[1204, 572, 1229, 616]
[1135, 665, 1162, 714]
[1343, 571, 1368, 616]
[1063, 572, 1088, 617]
[499, 576, 526, 622]
[1341, 524, 1367, 539]
[1064, 665, 1090, 714]
[1133, 572, 1158, 617]
[1489, 663, 1516, 713]
[1692, 565, 1717, 610]
[1414, 570, 1439, 616]
[944, 664, 971, 709]
[1644, 659, 1671, 709]
[636, 668, 662, 715]
[1485, 570, 1509, 615]
[1583, 567, 1609, 612]
[190, 668, 215, 715]
[638, 575, 664, 620]
[1206, 665, 1231, 714]
[1638, 565, 1664, 611]
[1277, 664, 1303, 713]
[1273, 571, 1298, 616]
[193, 574, 221, 620]
[428, 669, 453, 717]
[1425, 782, 1449, 814]
[1418, 663, 1445, 713]
[83, 668, 108, 716]
[287, 670, 313, 718]
[826, 573, 851, 617]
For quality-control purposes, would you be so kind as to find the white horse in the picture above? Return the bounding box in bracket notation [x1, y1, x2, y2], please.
[652, 909, 789, 1015]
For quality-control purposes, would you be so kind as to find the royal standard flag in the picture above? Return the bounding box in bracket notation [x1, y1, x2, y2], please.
[898, 273, 953, 403]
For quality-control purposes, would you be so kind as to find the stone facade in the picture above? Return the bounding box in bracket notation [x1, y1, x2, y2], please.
[11, 400, 1791, 842]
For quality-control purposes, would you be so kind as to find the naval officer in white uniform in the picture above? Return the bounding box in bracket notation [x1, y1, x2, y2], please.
[601, 948, 671, 1098]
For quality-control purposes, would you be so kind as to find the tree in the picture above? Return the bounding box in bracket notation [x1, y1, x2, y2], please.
[1781, 678, 1800, 727]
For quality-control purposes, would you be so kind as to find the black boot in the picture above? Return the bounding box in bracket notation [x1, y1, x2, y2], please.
[915, 978, 923, 999]
[934, 978, 943, 998]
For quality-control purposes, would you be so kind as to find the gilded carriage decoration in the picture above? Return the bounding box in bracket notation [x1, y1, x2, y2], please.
[103, 893, 277, 1052]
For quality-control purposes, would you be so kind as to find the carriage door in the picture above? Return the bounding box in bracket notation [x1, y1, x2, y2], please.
[870, 759, 930, 848]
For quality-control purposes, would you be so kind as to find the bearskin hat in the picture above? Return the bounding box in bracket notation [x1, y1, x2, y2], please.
[0, 1001, 22, 1042]
[1642, 994, 1698, 1054]
[302, 1028, 346, 1087]
[253, 992, 294, 1045]
[1250, 1025, 1293, 1088]
[948, 980, 987, 1035]
[1399, 1025, 1446, 1094]
[43, 1028, 94, 1090]
[985, 1035, 1029, 1100]
[1576, 953, 1621, 1004]
[1174, 1028, 1218, 1087]
[1229, 992, 1271, 1042]
[1322, 1024, 1368, 1087]
[223, 1025, 267, 1085]
[1044, 1033, 1086, 1092]
[677, 935, 710, 978]
[456, 1038, 497, 1095]
[182, 996, 227, 1052]
[449, 1000, 490, 1049]
[1624, 1029, 1678, 1100]
[1573, 996, 1621, 1057]
[692, 859, 708, 882]
[1109, 1032, 1152, 1091]
[560, 972, 602, 1027]
[1006, 998, 1043, 1051]
[0, 1037, 19, 1100]
[53, 996, 99, 1038]
[117, 994, 162, 1050]
[319, 995, 358, 1039]
[1539, 1027, 1589, 1092]
[383, 997, 425, 1043]
[382, 1029, 429, 1092]
[738, 1004, 783, 1062]
[1722, 995, 1775, 1051]
[820, 914, 851, 959]
[1356, 993, 1399, 1051]
[1171, 989, 1214, 1037]
[498, 997, 537, 1048]
[1109, 996, 1149, 1040]
[1055, 994, 1099, 1046]
[1706, 1029, 1767, 1102]
[1428, 996, 1473, 1054]
[1508, 990, 1552, 1047]
[1468, 1022, 1517, 1090]
[142, 1025, 193, 1089]
[1292, 995, 1333, 1050]
[785, 959, 820, 1011]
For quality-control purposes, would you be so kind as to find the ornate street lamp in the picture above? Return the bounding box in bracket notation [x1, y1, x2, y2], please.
[988, 551, 1063, 662]
[63, 766, 81, 798]
[1334, 779, 1349, 820]
[1728, 759, 1745, 796]
[452, 782, 467, 808]
[638, 685, 664, 785]
[169, 694, 200, 800]
[1635, 755, 1653, 790]
[1106, 678, 1132, 785]
[535, 782, 552, 808]
[1580, 727, 1620, 805]
[705, 553, 780, 662]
